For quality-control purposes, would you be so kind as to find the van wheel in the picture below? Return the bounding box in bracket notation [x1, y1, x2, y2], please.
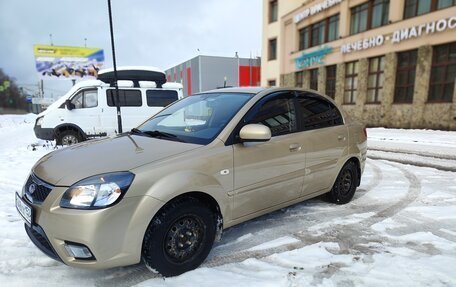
[327, 161, 358, 204]
[142, 197, 216, 277]
[58, 130, 81, 145]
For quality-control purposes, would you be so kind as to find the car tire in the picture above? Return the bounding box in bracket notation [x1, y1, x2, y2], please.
[327, 161, 358, 204]
[142, 197, 216, 277]
[58, 130, 81, 145]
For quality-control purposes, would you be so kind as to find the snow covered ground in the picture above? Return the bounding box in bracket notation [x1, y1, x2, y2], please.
[0, 114, 455, 287]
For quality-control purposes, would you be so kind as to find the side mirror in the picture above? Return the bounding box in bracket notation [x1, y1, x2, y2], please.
[239, 124, 271, 142]
[65, 99, 74, 110]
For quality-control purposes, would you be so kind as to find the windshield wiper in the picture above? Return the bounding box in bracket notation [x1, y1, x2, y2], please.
[131, 128, 185, 142]
[130, 128, 147, 135]
[143, 130, 177, 138]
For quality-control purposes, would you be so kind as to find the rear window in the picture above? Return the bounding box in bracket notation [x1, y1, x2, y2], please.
[146, 90, 178, 107]
[106, 89, 142, 107]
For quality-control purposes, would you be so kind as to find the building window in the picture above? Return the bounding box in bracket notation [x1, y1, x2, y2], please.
[295, 71, 304, 88]
[309, 69, 319, 91]
[428, 43, 456, 102]
[394, 50, 418, 103]
[350, 0, 389, 35]
[327, 14, 340, 42]
[404, 0, 456, 19]
[268, 79, 277, 86]
[268, 38, 277, 60]
[311, 20, 326, 47]
[299, 27, 310, 51]
[344, 61, 358, 104]
[269, 0, 278, 23]
[367, 56, 385, 103]
[326, 65, 337, 99]
[298, 14, 339, 51]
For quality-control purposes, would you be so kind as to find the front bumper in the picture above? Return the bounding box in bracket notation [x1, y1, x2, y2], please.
[22, 189, 164, 269]
[25, 223, 63, 263]
[34, 125, 55, 141]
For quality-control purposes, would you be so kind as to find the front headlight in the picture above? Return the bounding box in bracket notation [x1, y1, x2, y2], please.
[60, 172, 135, 209]
[36, 116, 44, 126]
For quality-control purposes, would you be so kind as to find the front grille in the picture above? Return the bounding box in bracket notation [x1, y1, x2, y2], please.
[25, 224, 62, 262]
[24, 174, 54, 204]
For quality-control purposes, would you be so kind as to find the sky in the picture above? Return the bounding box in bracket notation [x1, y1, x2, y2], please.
[0, 0, 262, 98]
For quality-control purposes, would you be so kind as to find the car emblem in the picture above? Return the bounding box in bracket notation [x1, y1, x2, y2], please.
[28, 183, 37, 194]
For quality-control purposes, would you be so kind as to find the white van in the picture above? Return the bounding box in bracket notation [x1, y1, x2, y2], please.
[34, 67, 183, 145]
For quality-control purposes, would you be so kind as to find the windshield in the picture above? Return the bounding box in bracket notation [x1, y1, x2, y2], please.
[137, 92, 253, 144]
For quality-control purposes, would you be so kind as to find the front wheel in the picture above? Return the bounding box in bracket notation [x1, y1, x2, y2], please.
[327, 161, 358, 204]
[57, 130, 81, 145]
[142, 197, 216, 277]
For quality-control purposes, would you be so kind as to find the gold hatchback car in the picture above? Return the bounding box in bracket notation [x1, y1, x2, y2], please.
[16, 87, 366, 276]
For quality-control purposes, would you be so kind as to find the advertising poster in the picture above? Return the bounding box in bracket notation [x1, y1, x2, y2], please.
[33, 44, 104, 79]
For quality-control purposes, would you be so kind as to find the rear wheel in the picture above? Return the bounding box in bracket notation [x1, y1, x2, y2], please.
[327, 161, 358, 204]
[142, 197, 216, 277]
[58, 130, 81, 145]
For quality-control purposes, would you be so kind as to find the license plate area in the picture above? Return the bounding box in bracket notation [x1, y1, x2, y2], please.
[16, 192, 33, 227]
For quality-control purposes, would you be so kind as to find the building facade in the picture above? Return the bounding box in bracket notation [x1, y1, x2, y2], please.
[165, 55, 261, 97]
[262, 0, 456, 130]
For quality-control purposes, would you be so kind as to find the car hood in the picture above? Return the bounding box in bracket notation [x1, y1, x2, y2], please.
[32, 134, 202, 186]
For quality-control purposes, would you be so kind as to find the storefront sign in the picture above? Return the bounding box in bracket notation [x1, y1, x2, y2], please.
[341, 16, 456, 54]
[295, 46, 333, 69]
[294, 0, 344, 24]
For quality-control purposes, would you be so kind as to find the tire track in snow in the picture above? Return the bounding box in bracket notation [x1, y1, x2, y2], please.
[352, 159, 382, 200]
[95, 160, 421, 286]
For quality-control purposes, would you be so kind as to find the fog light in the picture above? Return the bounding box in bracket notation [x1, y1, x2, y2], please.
[64, 242, 94, 259]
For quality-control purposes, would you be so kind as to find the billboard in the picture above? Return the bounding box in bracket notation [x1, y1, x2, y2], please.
[34, 44, 104, 80]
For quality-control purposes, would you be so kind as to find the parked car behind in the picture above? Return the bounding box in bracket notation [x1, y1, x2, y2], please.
[34, 67, 183, 145]
[17, 87, 367, 276]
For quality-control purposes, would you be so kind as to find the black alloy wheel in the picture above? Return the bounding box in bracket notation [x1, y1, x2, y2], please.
[327, 161, 358, 204]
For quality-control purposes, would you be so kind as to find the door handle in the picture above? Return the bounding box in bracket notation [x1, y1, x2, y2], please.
[289, 143, 302, 152]
[338, 135, 346, 141]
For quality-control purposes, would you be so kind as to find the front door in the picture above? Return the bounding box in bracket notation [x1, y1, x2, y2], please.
[232, 91, 306, 219]
[65, 89, 102, 135]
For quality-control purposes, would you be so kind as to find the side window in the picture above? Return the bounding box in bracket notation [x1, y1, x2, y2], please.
[146, 90, 178, 107]
[84, 90, 98, 108]
[297, 93, 343, 130]
[247, 92, 297, 137]
[106, 89, 142, 107]
[71, 92, 84, 109]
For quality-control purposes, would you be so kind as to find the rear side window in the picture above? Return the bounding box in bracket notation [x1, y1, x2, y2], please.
[106, 89, 142, 107]
[297, 93, 343, 130]
[146, 90, 178, 107]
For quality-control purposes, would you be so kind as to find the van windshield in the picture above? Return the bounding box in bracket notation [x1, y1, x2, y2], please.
[136, 92, 253, 145]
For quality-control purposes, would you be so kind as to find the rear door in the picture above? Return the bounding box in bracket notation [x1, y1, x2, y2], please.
[296, 92, 348, 195]
[232, 91, 306, 219]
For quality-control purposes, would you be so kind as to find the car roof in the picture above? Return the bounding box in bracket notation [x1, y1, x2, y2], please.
[199, 87, 266, 95]
[197, 86, 329, 96]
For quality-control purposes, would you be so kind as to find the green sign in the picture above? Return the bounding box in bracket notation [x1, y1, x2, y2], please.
[295, 46, 333, 70]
